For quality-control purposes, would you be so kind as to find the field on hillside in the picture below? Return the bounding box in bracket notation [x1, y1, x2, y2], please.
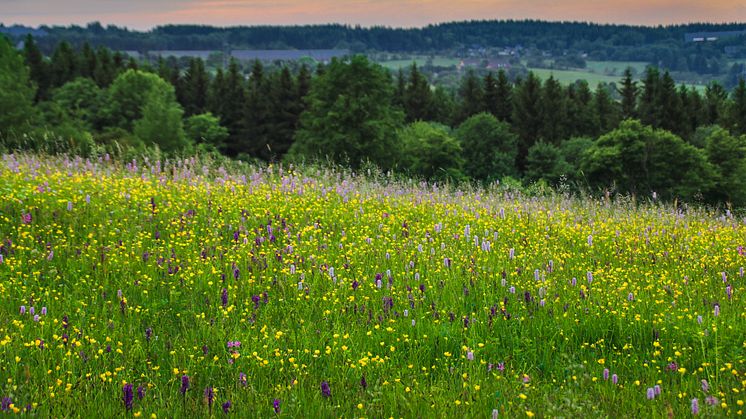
[0, 154, 744, 417]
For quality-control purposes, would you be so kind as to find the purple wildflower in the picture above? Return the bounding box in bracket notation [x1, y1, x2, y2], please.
[41, 306, 47, 315]
[221, 288, 228, 308]
[705, 395, 718, 406]
[1, 397, 12, 411]
[467, 351, 474, 361]
[603, 368, 610, 380]
[123, 383, 134, 411]
[611, 374, 618, 385]
[273, 398, 281, 414]
[239, 373, 247, 386]
[19, 306, 25, 315]
[701, 379, 709, 393]
[145, 327, 153, 342]
[646, 387, 655, 400]
[222, 400, 231, 414]
[714, 304, 720, 317]
[180, 375, 190, 395]
[205, 386, 214, 410]
[691, 398, 699, 415]
[654, 385, 661, 396]
[320, 381, 331, 398]
[137, 385, 146, 400]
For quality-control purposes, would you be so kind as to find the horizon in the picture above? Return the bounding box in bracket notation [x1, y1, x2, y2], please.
[2, 0, 746, 31]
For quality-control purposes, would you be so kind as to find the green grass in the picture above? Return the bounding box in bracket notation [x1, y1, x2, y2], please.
[377, 56, 460, 70]
[0, 154, 744, 417]
[585, 60, 649, 76]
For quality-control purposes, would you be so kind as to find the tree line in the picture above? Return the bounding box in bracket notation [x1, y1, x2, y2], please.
[5, 20, 745, 76]
[1, 35, 745, 207]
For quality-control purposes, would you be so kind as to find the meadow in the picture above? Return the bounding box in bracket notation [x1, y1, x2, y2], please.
[0, 154, 744, 417]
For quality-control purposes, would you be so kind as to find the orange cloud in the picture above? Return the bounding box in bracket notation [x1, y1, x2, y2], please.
[2, 0, 746, 29]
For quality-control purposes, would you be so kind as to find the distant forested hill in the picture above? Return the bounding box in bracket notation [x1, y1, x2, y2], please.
[3, 20, 746, 57]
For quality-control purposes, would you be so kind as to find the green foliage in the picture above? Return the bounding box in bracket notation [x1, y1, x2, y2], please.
[582, 119, 715, 201]
[134, 92, 189, 154]
[525, 141, 571, 185]
[402, 63, 435, 122]
[455, 112, 518, 182]
[0, 36, 39, 141]
[104, 69, 178, 131]
[512, 72, 543, 168]
[702, 127, 746, 206]
[559, 136, 594, 183]
[456, 69, 484, 124]
[185, 112, 229, 152]
[289, 55, 404, 169]
[396, 121, 464, 181]
[51, 77, 105, 130]
[539, 76, 567, 144]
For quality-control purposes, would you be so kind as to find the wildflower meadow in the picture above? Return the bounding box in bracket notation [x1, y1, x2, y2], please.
[0, 154, 744, 417]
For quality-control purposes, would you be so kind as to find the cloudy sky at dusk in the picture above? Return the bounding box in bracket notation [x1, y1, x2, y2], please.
[2, 0, 746, 29]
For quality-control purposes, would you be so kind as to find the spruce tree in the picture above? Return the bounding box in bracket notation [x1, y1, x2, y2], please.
[638, 67, 660, 127]
[511, 72, 543, 170]
[494, 69, 513, 122]
[49, 41, 78, 88]
[539, 75, 567, 144]
[23, 34, 49, 102]
[727, 78, 746, 135]
[456, 69, 484, 124]
[704, 81, 727, 125]
[180, 58, 210, 116]
[403, 63, 433, 122]
[618, 67, 638, 120]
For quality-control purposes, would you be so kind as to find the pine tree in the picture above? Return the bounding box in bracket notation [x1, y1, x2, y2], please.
[704, 81, 728, 125]
[595, 84, 620, 134]
[566, 80, 597, 137]
[655, 71, 685, 136]
[79, 42, 98, 79]
[483, 72, 499, 117]
[539, 76, 567, 144]
[244, 60, 270, 157]
[93, 47, 116, 87]
[494, 69, 513, 122]
[394, 68, 406, 109]
[638, 67, 660, 126]
[403, 63, 433, 122]
[456, 69, 484, 124]
[511, 72, 543, 170]
[49, 41, 78, 87]
[297, 64, 312, 101]
[217, 60, 248, 157]
[727, 78, 746, 135]
[22, 34, 49, 102]
[618, 67, 638, 120]
[264, 67, 302, 160]
[180, 58, 210, 116]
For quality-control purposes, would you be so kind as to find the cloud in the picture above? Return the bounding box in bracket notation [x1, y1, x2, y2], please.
[2, 0, 746, 29]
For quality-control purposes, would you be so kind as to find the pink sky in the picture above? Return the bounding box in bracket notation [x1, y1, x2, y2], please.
[2, 0, 746, 29]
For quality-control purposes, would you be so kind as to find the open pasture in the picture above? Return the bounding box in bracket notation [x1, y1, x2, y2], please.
[0, 154, 744, 417]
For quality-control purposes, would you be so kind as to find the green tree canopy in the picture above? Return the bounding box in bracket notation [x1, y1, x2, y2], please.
[0, 36, 38, 141]
[288, 55, 404, 169]
[524, 141, 571, 186]
[455, 112, 518, 182]
[581, 119, 715, 201]
[104, 69, 177, 131]
[396, 121, 464, 181]
[185, 112, 229, 153]
[133, 91, 188, 154]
